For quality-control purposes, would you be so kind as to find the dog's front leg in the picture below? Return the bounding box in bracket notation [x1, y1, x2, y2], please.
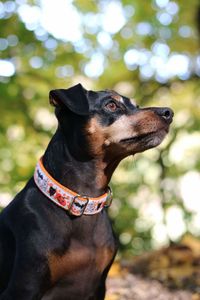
[93, 259, 115, 300]
[0, 247, 50, 300]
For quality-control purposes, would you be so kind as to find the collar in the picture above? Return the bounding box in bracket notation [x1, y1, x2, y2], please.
[34, 158, 113, 217]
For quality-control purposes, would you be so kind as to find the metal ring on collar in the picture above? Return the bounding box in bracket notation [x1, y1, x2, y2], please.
[104, 186, 113, 208]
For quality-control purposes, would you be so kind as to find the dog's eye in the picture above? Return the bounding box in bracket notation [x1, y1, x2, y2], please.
[105, 101, 118, 112]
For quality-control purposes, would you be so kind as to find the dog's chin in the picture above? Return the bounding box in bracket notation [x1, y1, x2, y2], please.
[120, 129, 168, 153]
[144, 131, 166, 148]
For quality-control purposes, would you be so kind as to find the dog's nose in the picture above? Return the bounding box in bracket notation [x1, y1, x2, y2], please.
[155, 107, 174, 124]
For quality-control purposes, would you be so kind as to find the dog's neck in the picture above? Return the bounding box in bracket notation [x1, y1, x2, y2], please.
[42, 129, 120, 197]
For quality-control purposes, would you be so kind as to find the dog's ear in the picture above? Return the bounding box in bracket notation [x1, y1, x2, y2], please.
[49, 83, 89, 116]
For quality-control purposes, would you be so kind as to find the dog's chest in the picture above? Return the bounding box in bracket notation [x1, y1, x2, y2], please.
[48, 240, 116, 284]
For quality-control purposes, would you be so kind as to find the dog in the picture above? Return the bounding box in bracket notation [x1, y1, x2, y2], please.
[0, 83, 173, 300]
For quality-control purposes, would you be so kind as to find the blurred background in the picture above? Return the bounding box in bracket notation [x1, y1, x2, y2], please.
[0, 0, 200, 257]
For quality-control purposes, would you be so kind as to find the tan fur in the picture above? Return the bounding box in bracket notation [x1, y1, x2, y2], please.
[130, 98, 137, 106]
[96, 247, 116, 273]
[111, 94, 123, 103]
[48, 243, 115, 283]
[86, 117, 105, 156]
[85, 111, 164, 188]
[86, 111, 162, 150]
[48, 246, 92, 283]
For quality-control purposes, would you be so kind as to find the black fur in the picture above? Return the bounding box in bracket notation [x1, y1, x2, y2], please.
[0, 83, 173, 300]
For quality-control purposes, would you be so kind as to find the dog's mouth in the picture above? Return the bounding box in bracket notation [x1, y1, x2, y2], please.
[120, 132, 156, 143]
[120, 128, 168, 144]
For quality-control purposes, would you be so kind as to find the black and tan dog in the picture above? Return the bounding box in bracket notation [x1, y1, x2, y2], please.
[0, 84, 173, 300]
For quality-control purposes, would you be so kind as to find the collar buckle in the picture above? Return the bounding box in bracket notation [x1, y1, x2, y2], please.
[69, 195, 89, 216]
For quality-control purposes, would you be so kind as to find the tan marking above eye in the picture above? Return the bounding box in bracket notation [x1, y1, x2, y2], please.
[111, 94, 123, 103]
[130, 98, 137, 106]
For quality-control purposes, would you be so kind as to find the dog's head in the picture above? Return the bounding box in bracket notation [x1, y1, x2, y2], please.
[49, 83, 173, 159]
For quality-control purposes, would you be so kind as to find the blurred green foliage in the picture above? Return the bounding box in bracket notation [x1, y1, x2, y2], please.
[0, 0, 200, 256]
